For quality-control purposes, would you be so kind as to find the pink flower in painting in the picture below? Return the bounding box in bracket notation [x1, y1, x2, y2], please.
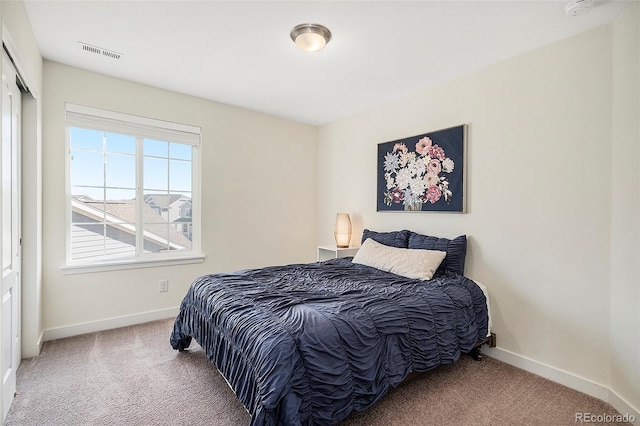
[425, 186, 442, 204]
[415, 137, 432, 155]
[427, 159, 441, 174]
[393, 143, 408, 153]
[428, 144, 446, 160]
[391, 188, 403, 204]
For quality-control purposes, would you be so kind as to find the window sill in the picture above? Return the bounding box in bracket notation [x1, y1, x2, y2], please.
[61, 254, 205, 275]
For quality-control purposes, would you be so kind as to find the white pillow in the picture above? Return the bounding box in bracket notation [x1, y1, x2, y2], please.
[352, 238, 446, 281]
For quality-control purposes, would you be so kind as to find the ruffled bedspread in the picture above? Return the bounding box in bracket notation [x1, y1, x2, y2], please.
[170, 258, 488, 425]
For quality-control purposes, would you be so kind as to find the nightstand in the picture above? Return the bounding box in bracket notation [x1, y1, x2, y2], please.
[317, 246, 359, 262]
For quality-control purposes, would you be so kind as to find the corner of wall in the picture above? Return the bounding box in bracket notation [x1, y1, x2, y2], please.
[610, 0, 640, 415]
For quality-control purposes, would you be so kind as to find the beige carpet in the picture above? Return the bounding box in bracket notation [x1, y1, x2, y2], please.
[6, 319, 631, 426]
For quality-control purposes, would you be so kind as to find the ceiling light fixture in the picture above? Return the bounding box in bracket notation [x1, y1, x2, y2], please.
[290, 23, 332, 52]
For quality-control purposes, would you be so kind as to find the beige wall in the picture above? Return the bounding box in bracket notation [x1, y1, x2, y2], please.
[318, 12, 638, 415]
[611, 1, 640, 413]
[42, 61, 317, 334]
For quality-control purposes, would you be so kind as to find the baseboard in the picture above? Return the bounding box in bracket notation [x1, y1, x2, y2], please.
[42, 307, 180, 342]
[34, 330, 44, 355]
[485, 347, 639, 425]
[608, 389, 640, 426]
[21, 330, 45, 359]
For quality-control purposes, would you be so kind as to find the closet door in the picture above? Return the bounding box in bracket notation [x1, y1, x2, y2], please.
[1, 50, 22, 421]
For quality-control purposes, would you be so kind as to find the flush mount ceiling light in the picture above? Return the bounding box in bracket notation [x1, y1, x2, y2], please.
[290, 23, 332, 52]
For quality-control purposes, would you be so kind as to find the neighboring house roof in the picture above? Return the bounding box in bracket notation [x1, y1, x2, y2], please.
[173, 217, 192, 223]
[71, 196, 192, 253]
[144, 193, 188, 210]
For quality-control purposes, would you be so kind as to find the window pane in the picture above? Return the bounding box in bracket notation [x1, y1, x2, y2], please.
[141, 191, 169, 253]
[106, 153, 135, 190]
[143, 222, 191, 252]
[142, 222, 170, 253]
[170, 143, 191, 161]
[144, 157, 168, 191]
[106, 132, 135, 154]
[71, 202, 137, 260]
[71, 223, 106, 261]
[104, 191, 136, 225]
[104, 221, 136, 254]
[143, 191, 167, 218]
[169, 159, 191, 192]
[105, 189, 136, 204]
[72, 199, 105, 225]
[71, 208, 100, 226]
[141, 190, 192, 252]
[71, 186, 104, 201]
[70, 127, 102, 150]
[177, 192, 192, 219]
[70, 150, 104, 188]
[178, 222, 192, 243]
[143, 139, 168, 157]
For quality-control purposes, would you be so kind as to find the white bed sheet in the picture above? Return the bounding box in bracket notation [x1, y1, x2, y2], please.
[473, 280, 492, 338]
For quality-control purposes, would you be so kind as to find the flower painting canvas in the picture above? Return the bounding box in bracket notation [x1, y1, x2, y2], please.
[377, 125, 466, 212]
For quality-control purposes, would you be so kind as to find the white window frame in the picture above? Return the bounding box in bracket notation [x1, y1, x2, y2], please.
[62, 103, 203, 274]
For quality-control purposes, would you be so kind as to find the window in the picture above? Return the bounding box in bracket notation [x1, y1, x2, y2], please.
[65, 104, 201, 267]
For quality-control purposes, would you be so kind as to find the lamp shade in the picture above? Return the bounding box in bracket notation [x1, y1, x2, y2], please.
[334, 213, 352, 248]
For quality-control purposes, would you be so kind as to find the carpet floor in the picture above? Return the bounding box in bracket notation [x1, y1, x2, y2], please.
[5, 319, 631, 426]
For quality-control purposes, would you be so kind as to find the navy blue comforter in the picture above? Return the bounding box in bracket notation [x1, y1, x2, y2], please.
[170, 258, 488, 425]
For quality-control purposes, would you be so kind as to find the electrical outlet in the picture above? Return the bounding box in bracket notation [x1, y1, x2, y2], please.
[159, 279, 169, 293]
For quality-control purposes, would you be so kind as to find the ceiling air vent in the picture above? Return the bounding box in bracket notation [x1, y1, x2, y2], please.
[79, 42, 122, 60]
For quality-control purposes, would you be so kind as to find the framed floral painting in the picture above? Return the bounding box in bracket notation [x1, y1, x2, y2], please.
[377, 124, 466, 212]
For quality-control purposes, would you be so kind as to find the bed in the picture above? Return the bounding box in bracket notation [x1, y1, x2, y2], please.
[170, 230, 491, 425]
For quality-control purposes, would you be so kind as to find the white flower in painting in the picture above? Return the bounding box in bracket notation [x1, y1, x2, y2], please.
[440, 180, 452, 201]
[384, 152, 400, 173]
[408, 158, 426, 177]
[442, 158, 455, 173]
[409, 177, 426, 195]
[386, 175, 395, 189]
[399, 151, 416, 168]
[445, 189, 453, 200]
[395, 168, 411, 190]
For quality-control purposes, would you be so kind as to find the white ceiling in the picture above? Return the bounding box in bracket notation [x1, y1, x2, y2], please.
[24, 0, 632, 126]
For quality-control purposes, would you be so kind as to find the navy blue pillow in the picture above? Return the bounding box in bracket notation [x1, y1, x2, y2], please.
[361, 229, 410, 248]
[407, 232, 467, 275]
